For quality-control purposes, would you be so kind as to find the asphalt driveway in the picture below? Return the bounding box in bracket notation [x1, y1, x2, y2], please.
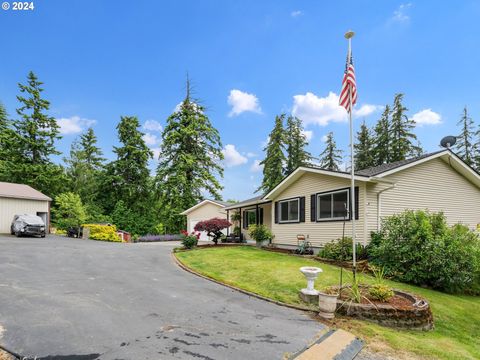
[0, 235, 324, 360]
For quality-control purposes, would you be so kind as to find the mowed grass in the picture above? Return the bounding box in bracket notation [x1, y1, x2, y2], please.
[175, 246, 480, 360]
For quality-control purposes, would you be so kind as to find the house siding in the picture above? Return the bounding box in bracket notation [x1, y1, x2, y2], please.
[269, 172, 367, 248]
[370, 157, 480, 231]
[186, 202, 227, 233]
[0, 197, 49, 233]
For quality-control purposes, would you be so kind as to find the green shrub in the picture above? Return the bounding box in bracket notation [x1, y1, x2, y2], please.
[181, 232, 198, 249]
[83, 224, 121, 242]
[318, 237, 367, 261]
[52, 192, 87, 230]
[248, 224, 274, 244]
[368, 210, 480, 294]
[368, 284, 394, 302]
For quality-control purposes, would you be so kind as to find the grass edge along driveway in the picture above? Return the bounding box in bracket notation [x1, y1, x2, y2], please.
[175, 246, 480, 360]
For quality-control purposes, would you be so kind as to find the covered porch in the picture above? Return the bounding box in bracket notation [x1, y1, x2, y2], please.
[224, 196, 272, 242]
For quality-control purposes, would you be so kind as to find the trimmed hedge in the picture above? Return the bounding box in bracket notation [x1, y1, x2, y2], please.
[83, 224, 121, 242]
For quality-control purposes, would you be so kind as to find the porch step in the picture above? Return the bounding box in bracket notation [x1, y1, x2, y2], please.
[293, 329, 363, 360]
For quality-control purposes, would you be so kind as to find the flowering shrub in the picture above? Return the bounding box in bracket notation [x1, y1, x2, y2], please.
[83, 224, 121, 242]
[194, 218, 232, 244]
[181, 230, 199, 249]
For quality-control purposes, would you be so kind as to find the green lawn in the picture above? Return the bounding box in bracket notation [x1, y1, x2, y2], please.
[175, 246, 480, 360]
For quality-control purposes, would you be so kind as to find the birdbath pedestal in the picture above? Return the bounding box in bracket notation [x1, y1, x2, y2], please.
[299, 266, 322, 304]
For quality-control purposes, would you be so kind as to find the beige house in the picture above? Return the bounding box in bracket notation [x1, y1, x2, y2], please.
[180, 199, 232, 240]
[187, 150, 480, 248]
[0, 182, 51, 234]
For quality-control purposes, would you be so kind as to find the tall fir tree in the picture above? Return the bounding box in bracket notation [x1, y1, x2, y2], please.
[455, 106, 476, 167]
[111, 116, 153, 209]
[318, 132, 343, 171]
[354, 120, 375, 170]
[373, 105, 391, 166]
[65, 128, 105, 205]
[0, 72, 66, 196]
[389, 93, 420, 162]
[0, 102, 14, 161]
[156, 80, 224, 232]
[285, 115, 312, 174]
[257, 114, 286, 193]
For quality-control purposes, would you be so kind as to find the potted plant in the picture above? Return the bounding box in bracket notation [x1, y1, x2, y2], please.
[248, 224, 273, 247]
[318, 286, 339, 320]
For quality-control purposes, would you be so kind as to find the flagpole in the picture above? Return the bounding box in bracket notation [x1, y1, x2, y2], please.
[345, 30, 357, 278]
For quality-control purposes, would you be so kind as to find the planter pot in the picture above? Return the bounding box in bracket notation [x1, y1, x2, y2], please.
[256, 240, 269, 248]
[318, 292, 338, 319]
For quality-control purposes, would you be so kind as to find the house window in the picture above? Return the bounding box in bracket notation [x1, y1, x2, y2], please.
[245, 209, 256, 226]
[279, 198, 300, 223]
[317, 190, 349, 221]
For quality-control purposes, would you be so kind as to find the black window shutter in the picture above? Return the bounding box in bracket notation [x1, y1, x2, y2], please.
[299, 197, 305, 222]
[259, 208, 264, 225]
[310, 194, 316, 222]
[350, 187, 360, 220]
[274, 202, 279, 223]
[243, 211, 248, 229]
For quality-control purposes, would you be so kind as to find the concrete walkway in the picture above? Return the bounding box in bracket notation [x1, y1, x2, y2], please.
[0, 235, 324, 359]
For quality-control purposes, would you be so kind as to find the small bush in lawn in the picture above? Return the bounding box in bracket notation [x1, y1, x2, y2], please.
[368, 210, 480, 294]
[318, 237, 367, 261]
[181, 230, 199, 249]
[248, 224, 274, 244]
[368, 284, 394, 302]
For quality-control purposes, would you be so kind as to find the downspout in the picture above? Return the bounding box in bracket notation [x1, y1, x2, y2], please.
[371, 178, 396, 231]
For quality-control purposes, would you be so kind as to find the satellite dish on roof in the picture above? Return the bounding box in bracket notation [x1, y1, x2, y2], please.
[440, 136, 457, 149]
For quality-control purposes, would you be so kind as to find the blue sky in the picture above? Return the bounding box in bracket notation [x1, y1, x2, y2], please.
[1, 1, 480, 201]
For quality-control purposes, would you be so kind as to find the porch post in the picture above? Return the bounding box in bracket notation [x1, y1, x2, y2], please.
[239, 207, 242, 240]
[256, 204, 259, 225]
[226, 209, 230, 235]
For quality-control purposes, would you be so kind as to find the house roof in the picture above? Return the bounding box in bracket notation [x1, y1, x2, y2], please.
[356, 150, 446, 176]
[0, 182, 51, 201]
[223, 195, 271, 210]
[180, 199, 232, 215]
[264, 149, 480, 200]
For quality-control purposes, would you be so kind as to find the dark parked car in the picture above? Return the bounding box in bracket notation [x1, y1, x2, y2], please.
[11, 214, 46, 237]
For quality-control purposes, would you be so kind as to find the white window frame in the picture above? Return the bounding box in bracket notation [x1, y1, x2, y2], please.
[316, 189, 349, 221]
[245, 209, 257, 226]
[278, 198, 300, 223]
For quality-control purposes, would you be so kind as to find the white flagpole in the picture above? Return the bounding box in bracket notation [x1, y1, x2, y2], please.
[345, 30, 357, 276]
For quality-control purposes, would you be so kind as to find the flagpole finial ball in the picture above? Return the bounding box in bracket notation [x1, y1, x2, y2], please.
[344, 30, 355, 39]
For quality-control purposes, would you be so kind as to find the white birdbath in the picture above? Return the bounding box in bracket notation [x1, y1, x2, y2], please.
[299, 266, 322, 298]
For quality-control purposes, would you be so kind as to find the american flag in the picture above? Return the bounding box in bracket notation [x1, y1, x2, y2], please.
[339, 54, 357, 114]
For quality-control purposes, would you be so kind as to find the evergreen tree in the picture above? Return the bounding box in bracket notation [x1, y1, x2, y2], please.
[111, 116, 153, 208]
[354, 121, 375, 170]
[0, 103, 15, 161]
[318, 132, 343, 171]
[389, 94, 420, 162]
[257, 114, 286, 193]
[285, 115, 312, 174]
[0, 72, 66, 196]
[156, 81, 224, 232]
[455, 107, 476, 167]
[473, 125, 480, 172]
[373, 105, 391, 166]
[64, 128, 105, 205]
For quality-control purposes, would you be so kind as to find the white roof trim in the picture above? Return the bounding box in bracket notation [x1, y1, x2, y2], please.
[264, 167, 370, 200]
[223, 198, 271, 210]
[180, 199, 226, 215]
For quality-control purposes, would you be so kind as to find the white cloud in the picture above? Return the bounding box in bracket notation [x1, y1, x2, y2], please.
[250, 159, 263, 173]
[151, 147, 161, 160]
[321, 135, 329, 142]
[57, 116, 96, 135]
[142, 133, 158, 146]
[228, 89, 262, 117]
[292, 92, 381, 126]
[411, 109, 442, 126]
[302, 130, 313, 141]
[392, 3, 412, 22]
[291, 10, 303, 17]
[246, 152, 257, 158]
[222, 144, 248, 167]
[354, 104, 383, 118]
[261, 136, 270, 148]
[143, 120, 162, 132]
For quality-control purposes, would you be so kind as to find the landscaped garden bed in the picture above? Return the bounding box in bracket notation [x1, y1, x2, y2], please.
[174, 246, 480, 360]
